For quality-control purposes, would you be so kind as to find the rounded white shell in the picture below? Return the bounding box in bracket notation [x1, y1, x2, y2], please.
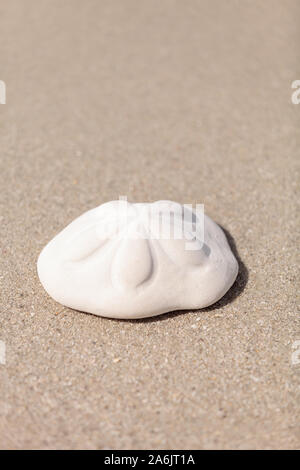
[37, 200, 238, 319]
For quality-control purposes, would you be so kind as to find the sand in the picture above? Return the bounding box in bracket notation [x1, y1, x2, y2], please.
[0, 0, 299, 449]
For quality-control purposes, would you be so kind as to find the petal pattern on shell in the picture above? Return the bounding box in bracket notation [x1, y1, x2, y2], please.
[111, 237, 154, 290]
[64, 224, 108, 262]
[159, 237, 210, 266]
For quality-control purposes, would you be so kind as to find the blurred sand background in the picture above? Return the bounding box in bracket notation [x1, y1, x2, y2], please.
[0, 0, 299, 449]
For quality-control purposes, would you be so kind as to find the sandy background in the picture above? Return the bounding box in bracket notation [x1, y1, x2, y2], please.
[0, 0, 299, 449]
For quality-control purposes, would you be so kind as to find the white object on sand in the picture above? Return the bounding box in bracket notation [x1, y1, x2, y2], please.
[37, 200, 238, 319]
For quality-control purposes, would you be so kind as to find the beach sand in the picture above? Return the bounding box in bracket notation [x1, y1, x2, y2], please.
[0, 0, 299, 449]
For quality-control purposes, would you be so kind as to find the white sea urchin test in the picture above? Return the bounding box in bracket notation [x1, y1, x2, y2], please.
[37, 200, 238, 319]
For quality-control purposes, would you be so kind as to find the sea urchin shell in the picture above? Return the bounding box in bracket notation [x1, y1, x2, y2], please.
[37, 200, 238, 319]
